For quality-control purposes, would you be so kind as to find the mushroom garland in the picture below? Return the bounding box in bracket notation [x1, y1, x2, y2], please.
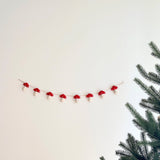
[86, 93, 94, 102]
[19, 79, 123, 102]
[46, 92, 54, 99]
[98, 90, 106, 98]
[22, 82, 29, 91]
[73, 95, 81, 103]
[111, 85, 118, 94]
[59, 94, 67, 102]
[33, 88, 40, 96]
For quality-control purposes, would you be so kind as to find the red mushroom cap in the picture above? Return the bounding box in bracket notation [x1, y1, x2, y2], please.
[46, 92, 53, 97]
[73, 95, 80, 99]
[98, 90, 106, 96]
[111, 85, 118, 91]
[86, 93, 94, 98]
[23, 82, 29, 88]
[60, 94, 67, 99]
[33, 88, 40, 93]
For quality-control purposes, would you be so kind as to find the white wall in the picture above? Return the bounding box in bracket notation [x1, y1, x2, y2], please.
[1, 0, 160, 160]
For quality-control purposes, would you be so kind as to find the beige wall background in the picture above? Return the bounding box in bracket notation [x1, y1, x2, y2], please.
[1, 0, 160, 159]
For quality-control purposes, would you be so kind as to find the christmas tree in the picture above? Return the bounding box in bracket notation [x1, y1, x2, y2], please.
[115, 42, 160, 160]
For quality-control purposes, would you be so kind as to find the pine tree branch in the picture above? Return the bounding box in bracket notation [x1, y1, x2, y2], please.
[137, 64, 160, 85]
[134, 78, 160, 101]
[140, 132, 149, 159]
[155, 64, 160, 75]
[116, 133, 150, 160]
[149, 42, 160, 59]
[126, 103, 160, 141]
[99, 156, 105, 160]
[140, 102, 160, 114]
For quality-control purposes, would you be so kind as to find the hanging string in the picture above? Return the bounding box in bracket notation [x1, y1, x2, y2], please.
[18, 79, 124, 101]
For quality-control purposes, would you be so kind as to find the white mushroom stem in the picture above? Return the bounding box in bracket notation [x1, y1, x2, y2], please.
[75, 99, 78, 103]
[22, 86, 25, 91]
[88, 98, 91, 102]
[100, 95, 103, 98]
[113, 90, 117, 94]
[47, 95, 50, 100]
[33, 92, 36, 96]
[60, 98, 64, 102]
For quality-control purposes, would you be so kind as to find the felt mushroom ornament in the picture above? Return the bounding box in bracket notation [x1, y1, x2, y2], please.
[46, 92, 53, 99]
[33, 88, 40, 96]
[59, 94, 67, 102]
[73, 94, 80, 103]
[22, 82, 29, 91]
[86, 93, 94, 102]
[98, 90, 106, 98]
[111, 85, 118, 94]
